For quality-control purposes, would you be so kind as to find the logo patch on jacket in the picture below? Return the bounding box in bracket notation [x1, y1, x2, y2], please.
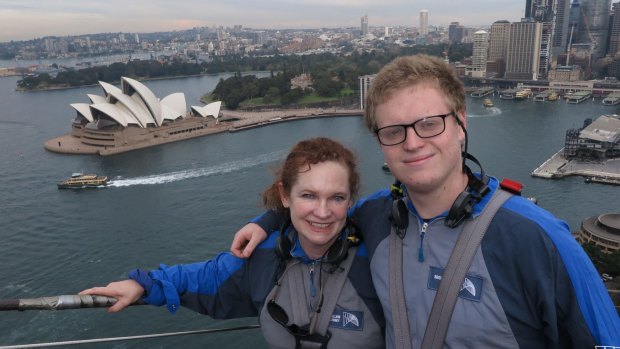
[427, 266, 483, 302]
[329, 309, 363, 330]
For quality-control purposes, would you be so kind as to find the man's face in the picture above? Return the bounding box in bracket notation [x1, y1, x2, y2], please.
[374, 83, 466, 196]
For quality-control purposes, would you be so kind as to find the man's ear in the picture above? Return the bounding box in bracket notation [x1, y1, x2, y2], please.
[456, 110, 467, 129]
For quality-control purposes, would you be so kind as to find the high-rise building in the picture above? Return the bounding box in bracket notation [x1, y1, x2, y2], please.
[520, 0, 572, 78]
[489, 20, 511, 77]
[609, 2, 620, 57]
[467, 30, 489, 78]
[506, 21, 542, 80]
[361, 15, 369, 36]
[254, 31, 267, 45]
[489, 20, 510, 61]
[419, 10, 429, 36]
[576, 0, 611, 61]
[448, 22, 464, 43]
[552, 0, 572, 57]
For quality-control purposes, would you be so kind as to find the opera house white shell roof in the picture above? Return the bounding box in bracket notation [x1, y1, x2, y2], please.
[70, 77, 221, 129]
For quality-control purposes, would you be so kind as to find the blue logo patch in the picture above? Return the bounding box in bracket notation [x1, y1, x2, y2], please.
[329, 309, 364, 331]
[427, 266, 483, 302]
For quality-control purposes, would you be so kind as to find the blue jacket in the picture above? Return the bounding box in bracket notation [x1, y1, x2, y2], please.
[252, 176, 620, 348]
[129, 229, 385, 348]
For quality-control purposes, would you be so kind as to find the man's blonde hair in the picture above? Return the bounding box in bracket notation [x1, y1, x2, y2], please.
[364, 55, 466, 131]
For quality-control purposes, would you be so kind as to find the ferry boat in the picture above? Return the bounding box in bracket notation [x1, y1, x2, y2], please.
[547, 92, 558, 101]
[514, 89, 532, 100]
[483, 98, 494, 107]
[57, 173, 108, 189]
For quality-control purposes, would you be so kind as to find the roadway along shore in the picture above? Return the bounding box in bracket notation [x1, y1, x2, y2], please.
[44, 107, 363, 156]
[223, 107, 362, 132]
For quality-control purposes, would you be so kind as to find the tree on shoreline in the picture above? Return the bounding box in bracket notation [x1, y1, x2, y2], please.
[16, 43, 472, 101]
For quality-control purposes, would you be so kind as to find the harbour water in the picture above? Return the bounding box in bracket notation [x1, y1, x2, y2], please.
[0, 75, 618, 348]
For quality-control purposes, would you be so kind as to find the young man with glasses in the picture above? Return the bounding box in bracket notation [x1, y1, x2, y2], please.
[232, 55, 620, 348]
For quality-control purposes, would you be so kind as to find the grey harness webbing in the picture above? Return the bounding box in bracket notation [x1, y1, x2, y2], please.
[389, 228, 412, 349]
[314, 246, 357, 335]
[289, 246, 358, 347]
[288, 260, 310, 325]
[389, 189, 512, 349]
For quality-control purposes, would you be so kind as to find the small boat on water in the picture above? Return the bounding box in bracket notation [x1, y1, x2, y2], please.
[547, 92, 558, 101]
[483, 98, 494, 107]
[514, 88, 532, 100]
[57, 173, 108, 189]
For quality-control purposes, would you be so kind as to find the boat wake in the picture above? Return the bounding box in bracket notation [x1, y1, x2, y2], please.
[108, 150, 286, 187]
[468, 107, 502, 118]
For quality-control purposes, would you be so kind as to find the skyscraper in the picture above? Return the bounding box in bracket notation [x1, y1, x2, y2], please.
[609, 2, 620, 57]
[489, 20, 510, 61]
[489, 20, 511, 77]
[467, 30, 489, 78]
[506, 21, 542, 80]
[576, 0, 611, 60]
[361, 15, 369, 36]
[522, 0, 572, 78]
[448, 22, 464, 43]
[419, 10, 429, 36]
[552, 0, 571, 57]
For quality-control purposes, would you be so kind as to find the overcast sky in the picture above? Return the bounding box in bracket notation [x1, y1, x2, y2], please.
[0, 0, 524, 42]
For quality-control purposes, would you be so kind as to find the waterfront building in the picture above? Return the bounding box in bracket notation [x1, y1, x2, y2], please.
[419, 10, 429, 36]
[506, 21, 542, 80]
[575, 213, 620, 254]
[46, 77, 222, 155]
[564, 115, 620, 160]
[466, 30, 489, 78]
[488, 20, 511, 78]
[548, 65, 583, 81]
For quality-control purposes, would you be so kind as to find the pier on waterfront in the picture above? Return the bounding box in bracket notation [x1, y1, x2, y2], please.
[470, 87, 495, 97]
[532, 149, 620, 184]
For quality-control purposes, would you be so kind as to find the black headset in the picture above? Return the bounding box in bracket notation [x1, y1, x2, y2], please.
[389, 114, 490, 234]
[275, 217, 361, 266]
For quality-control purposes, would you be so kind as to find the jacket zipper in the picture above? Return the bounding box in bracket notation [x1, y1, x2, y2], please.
[419, 221, 429, 263]
[309, 262, 317, 309]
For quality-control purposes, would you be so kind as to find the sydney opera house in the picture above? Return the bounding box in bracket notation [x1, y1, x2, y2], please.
[45, 76, 224, 155]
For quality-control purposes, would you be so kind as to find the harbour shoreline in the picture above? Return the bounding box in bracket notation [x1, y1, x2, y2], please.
[44, 107, 363, 156]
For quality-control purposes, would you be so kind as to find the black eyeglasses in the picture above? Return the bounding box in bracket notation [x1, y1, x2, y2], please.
[374, 112, 455, 146]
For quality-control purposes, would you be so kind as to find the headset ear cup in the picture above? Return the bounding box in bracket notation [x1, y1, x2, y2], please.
[275, 234, 291, 260]
[446, 192, 473, 228]
[391, 199, 409, 230]
[325, 238, 348, 265]
[275, 219, 293, 260]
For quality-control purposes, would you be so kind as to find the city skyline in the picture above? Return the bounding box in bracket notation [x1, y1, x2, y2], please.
[1, 0, 524, 42]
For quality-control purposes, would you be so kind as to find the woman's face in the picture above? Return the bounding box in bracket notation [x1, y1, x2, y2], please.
[280, 161, 351, 259]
